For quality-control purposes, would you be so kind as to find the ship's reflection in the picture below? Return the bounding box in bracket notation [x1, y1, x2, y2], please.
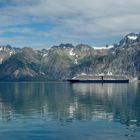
[0, 82, 139, 128]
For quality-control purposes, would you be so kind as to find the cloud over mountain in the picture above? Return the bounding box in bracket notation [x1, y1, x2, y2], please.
[0, 0, 140, 48]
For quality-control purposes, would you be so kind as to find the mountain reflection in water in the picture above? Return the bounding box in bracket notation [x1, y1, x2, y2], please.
[0, 82, 140, 140]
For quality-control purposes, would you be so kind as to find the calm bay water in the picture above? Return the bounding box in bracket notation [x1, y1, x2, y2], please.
[0, 82, 140, 140]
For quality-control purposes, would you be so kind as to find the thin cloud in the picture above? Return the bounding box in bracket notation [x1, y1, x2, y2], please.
[0, 0, 139, 47]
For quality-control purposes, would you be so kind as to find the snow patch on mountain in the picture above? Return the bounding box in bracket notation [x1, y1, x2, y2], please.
[93, 45, 114, 50]
[127, 35, 137, 40]
[69, 49, 76, 56]
[9, 51, 13, 56]
[75, 59, 78, 64]
[43, 53, 48, 57]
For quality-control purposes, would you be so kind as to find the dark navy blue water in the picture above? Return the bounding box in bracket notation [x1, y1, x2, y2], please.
[0, 82, 140, 140]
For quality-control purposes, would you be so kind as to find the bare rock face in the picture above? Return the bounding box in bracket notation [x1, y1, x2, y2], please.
[0, 33, 140, 81]
[0, 45, 20, 64]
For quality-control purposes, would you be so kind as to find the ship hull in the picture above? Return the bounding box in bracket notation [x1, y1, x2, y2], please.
[67, 79, 129, 83]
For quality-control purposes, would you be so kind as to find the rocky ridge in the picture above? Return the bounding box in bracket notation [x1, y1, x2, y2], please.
[0, 33, 140, 81]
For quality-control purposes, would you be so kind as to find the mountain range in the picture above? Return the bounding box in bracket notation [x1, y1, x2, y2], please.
[0, 32, 140, 81]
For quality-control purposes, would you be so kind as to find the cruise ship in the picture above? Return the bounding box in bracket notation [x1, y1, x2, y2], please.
[67, 73, 129, 83]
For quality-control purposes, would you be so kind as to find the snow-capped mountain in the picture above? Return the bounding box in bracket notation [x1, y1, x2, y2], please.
[119, 33, 140, 47]
[0, 45, 21, 64]
[0, 33, 140, 81]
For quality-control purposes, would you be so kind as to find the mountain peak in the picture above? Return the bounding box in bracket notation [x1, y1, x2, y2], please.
[119, 33, 140, 47]
[52, 43, 74, 49]
[126, 32, 138, 40]
[0, 32, 140, 81]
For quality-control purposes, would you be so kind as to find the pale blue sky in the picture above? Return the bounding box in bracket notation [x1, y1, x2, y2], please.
[0, 0, 139, 49]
